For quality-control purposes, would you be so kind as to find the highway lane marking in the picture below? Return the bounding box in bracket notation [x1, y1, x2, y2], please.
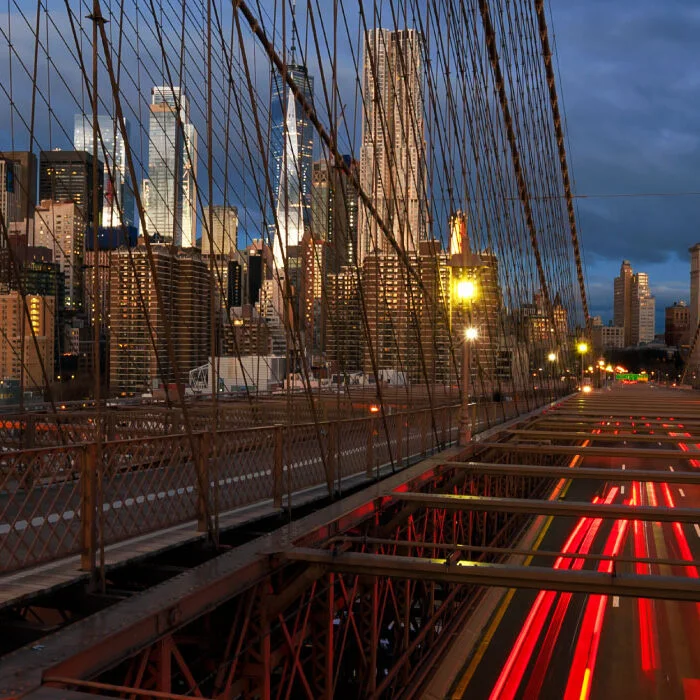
[679, 488, 686, 497]
[451, 479, 575, 698]
[694, 524, 700, 538]
[0, 439, 427, 534]
[612, 596, 620, 608]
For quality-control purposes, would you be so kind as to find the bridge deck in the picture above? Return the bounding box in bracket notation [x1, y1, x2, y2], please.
[2, 386, 700, 700]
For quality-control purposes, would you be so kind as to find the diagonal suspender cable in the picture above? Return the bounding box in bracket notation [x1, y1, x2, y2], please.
[477, 0, 557, 337]
[534, 0, 590, 334]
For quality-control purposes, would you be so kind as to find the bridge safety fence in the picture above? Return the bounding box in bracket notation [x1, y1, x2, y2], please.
[0, 397, 538, 576]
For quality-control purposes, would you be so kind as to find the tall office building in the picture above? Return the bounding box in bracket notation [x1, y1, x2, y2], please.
[201, 204, 240, 338]
[630, 272, 655, 345]
[39, 150, 102, 226]
[34, 200, 84, 311]
[73, 114, 135, 227]
[202, 205, 239, 256]
[665, 301, 690, 348]
[0, 291, 55, 389]
[109, 245, 209, 392]
[144, 87, 197, 246]
[272, 89, 306, 274]
[613, 260, 633, 346]
[361, 242, 450, 383]
[0, 158, 22, 228]
[357, 28, 427, 266]
[0, 151, 36, 225]
[310, 155, 359, 272]
[326, 266, 362, 372]
[269, 63, 314, 240]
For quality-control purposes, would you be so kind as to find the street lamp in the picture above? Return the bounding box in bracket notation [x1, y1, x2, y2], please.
[547, 352, 557, 399]
[448, 213, 484, 447]
[576, 341, 588, 390]
[461, 327, 479, 446]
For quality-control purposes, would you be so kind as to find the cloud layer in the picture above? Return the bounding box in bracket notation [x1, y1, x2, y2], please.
[551, 0, 700, 322]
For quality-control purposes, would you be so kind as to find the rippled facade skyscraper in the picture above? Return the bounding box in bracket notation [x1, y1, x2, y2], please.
[143, 87, 197, 246]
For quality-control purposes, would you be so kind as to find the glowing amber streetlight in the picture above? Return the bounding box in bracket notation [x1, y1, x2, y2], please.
[455, 278, 477, 302]
[576, 341, 589, 389]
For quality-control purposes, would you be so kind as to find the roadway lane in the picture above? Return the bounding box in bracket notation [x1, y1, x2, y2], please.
[0, 422, 459, 573]
[451, 428, 700, 699]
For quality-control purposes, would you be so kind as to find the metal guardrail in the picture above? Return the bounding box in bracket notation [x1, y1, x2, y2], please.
[0, 399, 535, 576]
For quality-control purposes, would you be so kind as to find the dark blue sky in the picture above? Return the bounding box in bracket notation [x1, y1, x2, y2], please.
[550, 0, 700, 326]
[2, 1, 696, 331]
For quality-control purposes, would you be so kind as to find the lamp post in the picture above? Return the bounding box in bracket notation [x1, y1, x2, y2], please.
[451, 273, 478, 447]
[576, 341, 588, 389]
[448, 213, 484, 447]
[460, 327, 479, 446]
[597, 359, 605, 388]
[547, 351, 557, 400]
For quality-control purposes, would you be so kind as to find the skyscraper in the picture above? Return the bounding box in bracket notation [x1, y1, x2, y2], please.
[269, 63, 314, 241]
[144, 87, 197, 246]
[34, 200, 85, 311]
[202, 205, 239, 256]
[73, 114, 135, 227]
[39, 150, 102, 226]
[0, 291, 54, 389]
[0, 151, 37, 224]
[361, 242, 450, 383]
[311, 155, 359, 272]
[201, 205, 241, 316]
[630, 272, 655, 345]
[357, 28, 427, 266]
[613, 260, 633, 346]
[0, 158, 21, 225]
[110, 245, 209, 392]
[272, 89, 306, 274]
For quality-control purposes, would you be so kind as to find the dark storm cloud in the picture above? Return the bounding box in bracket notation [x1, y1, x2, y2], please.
[551, 0, 700, 266]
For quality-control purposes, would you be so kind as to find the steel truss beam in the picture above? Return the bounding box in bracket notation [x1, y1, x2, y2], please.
[535, 416, 700, 425]
[284, 548, 700, 602]
[507, 429, 696, 443]
[394, 492, 700, 523]
[443, 461, 700, 484]
[334, 535, 700, 569]
[475, 442, 698, 459]
[543, 410, 700, 418]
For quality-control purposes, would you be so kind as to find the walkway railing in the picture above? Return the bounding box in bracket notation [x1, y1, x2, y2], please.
[0, 399, 534, 576]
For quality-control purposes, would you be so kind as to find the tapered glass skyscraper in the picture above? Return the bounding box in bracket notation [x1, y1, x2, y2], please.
[269, 64, 314, 269]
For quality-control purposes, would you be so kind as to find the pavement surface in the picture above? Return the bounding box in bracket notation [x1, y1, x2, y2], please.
[450, 407, 700, 699]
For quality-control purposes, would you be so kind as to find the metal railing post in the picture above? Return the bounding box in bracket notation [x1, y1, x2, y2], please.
[24, 414, 35, 449]
[273, 425, 284, 508]
[80, 443, 98, 573]
[197, 431, 211, 533]
[366, 416, 375, 478]
[396, 413, 403, 469]
[328, 421, 338, 497]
